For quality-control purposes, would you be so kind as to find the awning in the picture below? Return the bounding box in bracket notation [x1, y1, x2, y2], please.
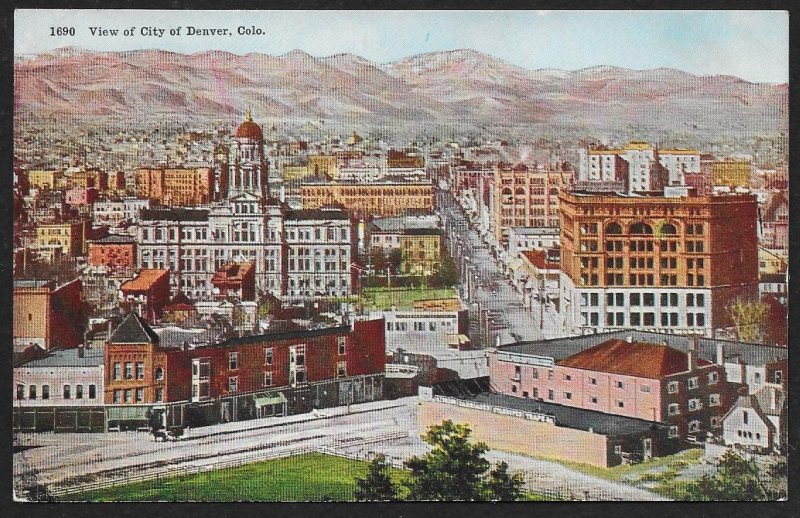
[106, 405, 152, 421]
[254, 392, 287, 408]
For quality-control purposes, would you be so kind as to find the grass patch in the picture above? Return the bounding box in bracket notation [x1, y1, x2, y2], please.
[360, 287, 457, 310]
[60, 453, 410, 502]
[530, 448, 704, 483]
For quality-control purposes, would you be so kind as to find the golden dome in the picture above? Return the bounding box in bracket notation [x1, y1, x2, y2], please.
[235, 107, 263, 140]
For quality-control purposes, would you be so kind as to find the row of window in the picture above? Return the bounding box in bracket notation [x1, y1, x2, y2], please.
[16, 383, 97, 400]
[112, 387, 163, 403]
[667, 394, 721, 415]
[583, 292, 706, 308]
[112, 362, 163, 381]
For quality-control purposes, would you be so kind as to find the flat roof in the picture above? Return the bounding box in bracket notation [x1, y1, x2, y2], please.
[470, 392, 665, 436]
[18, 347, 104, 368]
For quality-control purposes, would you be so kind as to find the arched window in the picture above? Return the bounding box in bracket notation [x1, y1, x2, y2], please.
[605, 222, 623, 235]
[501, 188, 513, 196]
[549, 188, 559, 195]
[155, 367, 164, 380]
[515, 187, 525, 196]
[630, 222, 653, 235]
[660, 223, 677, 235]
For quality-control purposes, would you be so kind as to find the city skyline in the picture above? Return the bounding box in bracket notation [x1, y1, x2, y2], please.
[15, 10, 789, 83]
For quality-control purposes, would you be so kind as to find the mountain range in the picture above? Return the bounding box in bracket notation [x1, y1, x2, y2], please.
[14, 47, 788, 137]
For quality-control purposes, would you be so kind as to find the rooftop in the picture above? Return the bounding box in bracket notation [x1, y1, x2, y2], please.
[202, 324, 353, 349]
[140, 207, 209, 222]
[88, 234, 136, 244]
[109, 312, 160, 344]
[470, 392, 666, 437]
[284, 208, 350, 221]
[17, 347, 105, 368]
[121, 269, 169, 292]
[556, 339, 709, 379]
[498, 330, 786, 369]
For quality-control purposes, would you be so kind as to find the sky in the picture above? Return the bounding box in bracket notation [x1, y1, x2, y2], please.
[15, 9, 789, 83]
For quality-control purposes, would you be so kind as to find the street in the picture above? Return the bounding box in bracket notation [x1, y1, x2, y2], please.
[14, 396, 668, 501]
[436, 187, 563, 345]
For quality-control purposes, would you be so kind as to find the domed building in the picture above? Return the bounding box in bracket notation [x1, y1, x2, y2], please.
[228, 108, 268, 200]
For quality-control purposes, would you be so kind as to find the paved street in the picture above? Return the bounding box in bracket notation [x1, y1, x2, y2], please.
[14, 396, 668, 501]
[437, 187, 561, 345]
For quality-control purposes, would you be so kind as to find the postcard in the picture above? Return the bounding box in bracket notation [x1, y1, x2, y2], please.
[12, 9, 788, 502]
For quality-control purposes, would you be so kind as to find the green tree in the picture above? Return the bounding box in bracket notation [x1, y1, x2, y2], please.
[727, 299, 768, 343]
[433, 253, 459, 288]
[684, 450, 786, 501]
[483, 461, 525, 501]
[403, 420, 524, 501]
[353, 453, 398, 501]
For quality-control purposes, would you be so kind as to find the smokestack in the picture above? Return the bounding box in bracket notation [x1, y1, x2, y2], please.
[739, 358, 747, 386]
[78, 344, 85, 358]
[716, 342, 725, 366]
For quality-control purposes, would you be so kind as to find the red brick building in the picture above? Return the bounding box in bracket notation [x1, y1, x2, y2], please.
[104, 314, 386, 420]
[13, 278, 85, 350]
[490, 337, 739, 439]
[88, 235, 137, 270]
[119, 269, 170, 322]
[211, 261, 256, 301]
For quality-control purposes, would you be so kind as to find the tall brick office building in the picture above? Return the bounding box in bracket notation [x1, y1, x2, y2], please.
[558, 191, 758, 335]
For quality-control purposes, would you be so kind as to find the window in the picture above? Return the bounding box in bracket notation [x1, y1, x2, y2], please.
[113, 390, 121, 403]
[616, 380, 624, 389]
[136, 362, 145, 380]
[63, 385, 71, 399]
[710, 416, 721, 428]
[532, 368, 538, 379]
[135, 388, 143, 402]
[564, 392, 573, 400]
[265, 347, 274, 365]
[29, 385, 37, 400]
[229, 352, 239, 370]
[774, 371, 783, 385]
[125, 362, 133, 380]
[614, 445, 622, 455]
[124, 389, 132, 403]
[709, 394, 720, 407]
[742, 410, 749, 425]
[264, 371, 273, 386]
[708, 372, 719, 385]
[76, 384, 84, 399]
[155, 388, 164, 402]
[668, 403, 680, 416]
[617, 400, 624, 408]
[688, 421, 701, 433]
[643, 293, 655, 306]
[511, 385, 517, 393]
[590, 396, 598, 404]
[564, 374, 572, 381]
[688, 398, 700, 411]
[668, 426, 679, 438]
[229, 377, 238, 392]
[630, 293, 641, 306]
[155, 367, 164, 381]
[114, 362, 121, 380]
[522, 391, 529, 398]
[687, 377, 699, 390]
[513, 365, 521, 380]
[641, 385, 651, 393]
[88, 384, 96, 399]
[590, 377, 597, 385]
[42, 385, 50, 400]
[338, 336, 346, 355]
[532, 388, 538, 398]
[337, 361, 347, 379]
[548, 389, 554, 401]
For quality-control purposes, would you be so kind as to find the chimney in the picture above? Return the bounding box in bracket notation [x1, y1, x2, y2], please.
[739, 358, 747, 385]
[495, 334, 501, 348]
[687, 335, 698, 372]
[770, 388, 777, 411]
[78, 344, 85, 358]
[716, 342, 725, 366]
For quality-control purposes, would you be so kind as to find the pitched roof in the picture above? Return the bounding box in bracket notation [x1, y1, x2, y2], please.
[753, 385, 786, 417]
[120, 269, 169, 292]
[110, 312, 160, 344]
[522, 249, 558, 270]
[556, 338, 707, 379]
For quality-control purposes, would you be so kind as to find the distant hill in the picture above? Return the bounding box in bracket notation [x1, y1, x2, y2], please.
[14, 47, 788, 137]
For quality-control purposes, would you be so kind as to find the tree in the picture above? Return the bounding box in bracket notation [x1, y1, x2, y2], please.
[432, 253, 459, 288]
[354, 453, 398, 501]
[684, 450, 786, 501]
[727, 299, 768, 343]
[483, 461, 525, 501]
[403, 420, 524, 501]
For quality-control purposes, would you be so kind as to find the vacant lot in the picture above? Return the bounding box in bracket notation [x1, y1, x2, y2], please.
[61, 453, 410, 502]
[361, 287, 457, 310]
